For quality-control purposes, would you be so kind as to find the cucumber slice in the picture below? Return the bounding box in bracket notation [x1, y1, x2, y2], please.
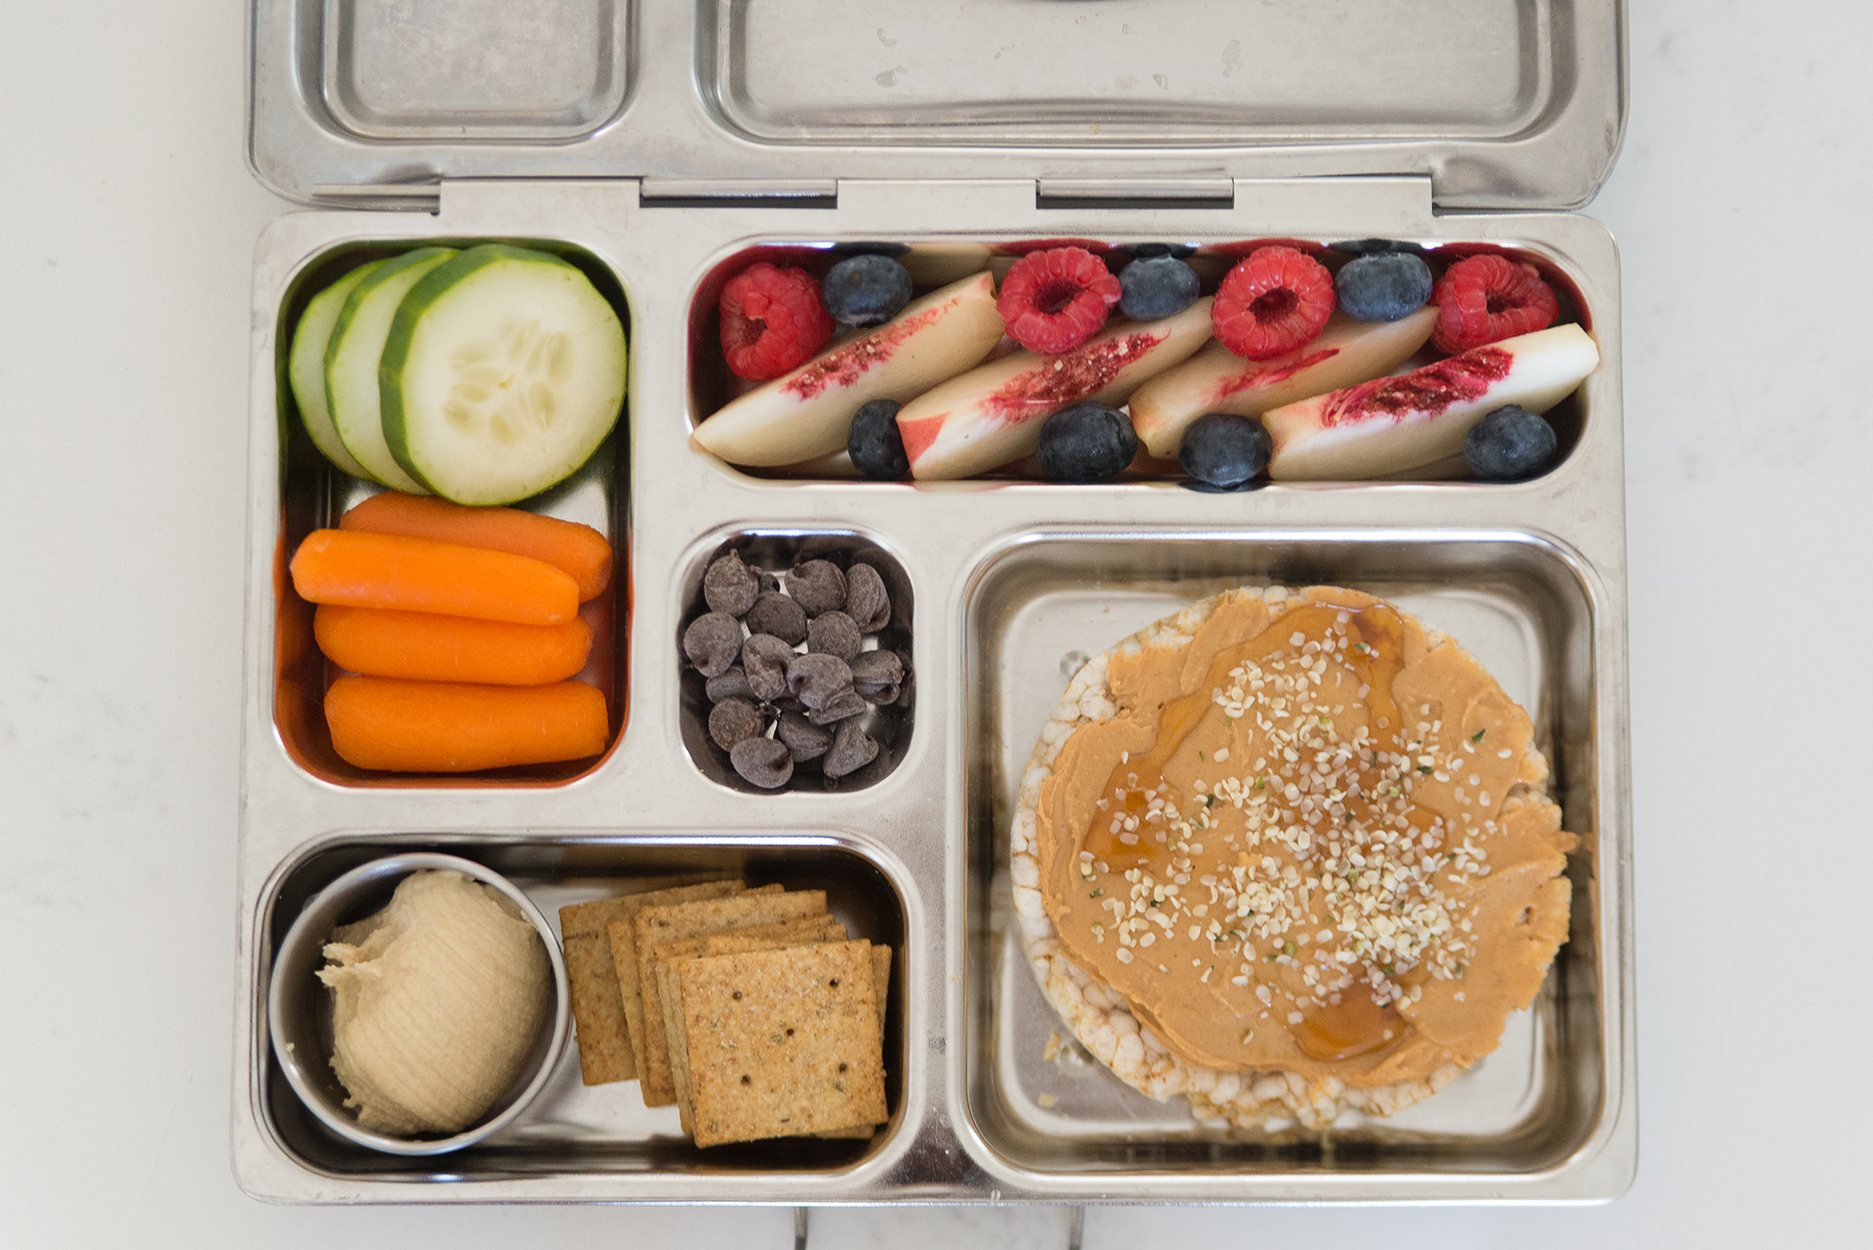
[287, 259, 386, 481]
[381, 244, 626, 506]
[326, 247, 458, 494]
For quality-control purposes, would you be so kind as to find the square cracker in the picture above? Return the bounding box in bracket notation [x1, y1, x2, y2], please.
[662, 939, 891, 1140]
[628, 890, 828, 1106]
[602, 884, 782, 1081]
[669, 941, 886, 1147]
[558, 879, 742, 1086]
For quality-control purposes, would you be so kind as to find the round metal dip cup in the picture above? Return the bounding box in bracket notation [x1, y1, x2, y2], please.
[267, 852, 571, 1156]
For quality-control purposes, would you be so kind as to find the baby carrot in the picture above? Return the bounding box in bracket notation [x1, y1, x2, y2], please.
[315, 605, 593, 686]
[339, 493, 613, 601]
[290, 529, 578, 625]
[325, 675, 609, 772]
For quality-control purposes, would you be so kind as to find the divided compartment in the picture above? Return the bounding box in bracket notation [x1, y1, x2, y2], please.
[270, 238, 632, 787]
[961, 530, 1611, 1180]
[678, 530, 915, 794]
[318, 0, 633, 141]
[255, 832, 911, 1179]
[685, 237, 1594, 487]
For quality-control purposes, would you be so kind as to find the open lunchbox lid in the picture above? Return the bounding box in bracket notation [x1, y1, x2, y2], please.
[249, 0, 1625, 210]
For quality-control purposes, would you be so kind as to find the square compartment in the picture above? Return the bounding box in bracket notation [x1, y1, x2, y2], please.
[269, 240, 632, 788]
[678, 531, 916, 794]
[252, 832, 911, 1180]
[320, 0, 633, 140]
[960, 530, 1622, 1189]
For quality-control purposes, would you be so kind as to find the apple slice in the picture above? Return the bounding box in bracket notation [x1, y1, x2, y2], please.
[1128, 307, 1437, 459]
[900, 298, 1213, 480]
[693, 271, 1003, 467]
[1264, 324, 1599, 481]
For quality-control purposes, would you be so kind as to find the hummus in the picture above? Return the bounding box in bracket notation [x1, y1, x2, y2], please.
[1012, 585, 1577, 1127]
[319, 870, 551, 1136]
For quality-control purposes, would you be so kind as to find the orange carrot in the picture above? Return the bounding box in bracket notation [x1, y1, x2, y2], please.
[325, 675, 609, 772]
[339, 493, 613, 602]
[290, 530, 578, 625]
[315, 605, 593, 686]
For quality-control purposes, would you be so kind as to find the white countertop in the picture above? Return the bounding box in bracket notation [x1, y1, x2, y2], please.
[3, 2, 1868, 1245]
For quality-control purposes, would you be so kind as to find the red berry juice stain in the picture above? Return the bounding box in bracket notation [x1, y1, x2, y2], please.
[1212, 347, 1337, 400]
[1320, 346, 1511, 428]
[782, 301, 949, 400]
[983, 332, 1164, 422]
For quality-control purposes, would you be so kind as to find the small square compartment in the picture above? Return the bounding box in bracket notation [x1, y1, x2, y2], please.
[960, 530, 1617, 1185]
[254, 831, 910, 1179]
[320, 0, 633, 140]
[678, 531, 915, 794]
[269, 240, 632, 788]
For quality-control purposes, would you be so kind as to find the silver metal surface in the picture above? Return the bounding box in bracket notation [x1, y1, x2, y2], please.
[234, 179, 1634, 1202]
[267, 852, 572, 1156]
[248, 1, 1627, 209]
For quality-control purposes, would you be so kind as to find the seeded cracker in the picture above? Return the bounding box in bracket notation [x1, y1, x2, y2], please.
[628, 890, 829, 1106]
[672, 941, 887, 1147]
[661, 932, 887, 1139]
[558, 878, 743, 1086]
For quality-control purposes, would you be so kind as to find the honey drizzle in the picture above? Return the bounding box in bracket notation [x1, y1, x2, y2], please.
[1082, 601, 1422, 1063]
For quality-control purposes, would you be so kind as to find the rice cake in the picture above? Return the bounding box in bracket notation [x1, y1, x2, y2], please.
[1012, 585, 1577, 1129]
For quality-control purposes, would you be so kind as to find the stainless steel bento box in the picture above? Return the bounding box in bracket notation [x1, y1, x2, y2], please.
[235, 0, 1635, 1205]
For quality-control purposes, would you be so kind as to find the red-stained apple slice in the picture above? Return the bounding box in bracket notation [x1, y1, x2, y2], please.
[693, 271, 1003, 467]
[900, 298, 1213, 480]
[1129, 307, 1437, 459]
[1264, 324, 1599, 481]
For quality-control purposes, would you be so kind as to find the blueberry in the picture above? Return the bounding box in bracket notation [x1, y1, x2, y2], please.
[1118, 254, 1201, 321]
[1120, 242, 1197, 260]
[1177, 413, 1272, 489]
[1334, 252, 1435, 322]
[1328, 238, 1427, 257]
[821, 254, 913, 327]
[848, 399, 909, 480]
[1465, 405, 1558, 481]
[1036, 402, 1139, 483]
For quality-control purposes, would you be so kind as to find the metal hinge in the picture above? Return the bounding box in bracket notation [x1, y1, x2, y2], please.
[309, 182, 443, 212]
[1036, 178, 1237, 210]
[638, 178, 839, 209]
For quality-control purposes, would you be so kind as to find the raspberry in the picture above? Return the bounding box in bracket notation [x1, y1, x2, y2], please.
[997, 247, 1122, 354]
[1211, 246, 1336, 361]
[1429, 254, 1559, 353]
[719, 263, 834, 380]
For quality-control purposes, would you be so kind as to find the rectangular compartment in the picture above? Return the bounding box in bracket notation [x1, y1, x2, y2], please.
[269, 238, 632, 788]
[959, 530, 1627, 1194]
[683, 235, 1598, 488]
[251, 831, 913, 1182]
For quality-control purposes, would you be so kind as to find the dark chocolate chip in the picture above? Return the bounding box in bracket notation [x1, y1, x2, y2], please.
[785, 652, 854, 711]
[806, 611, 861, 661]
[742, 634, 796, 702]
[709, 698, 769, 750]
[807, 691, 868, 726]
[745, 592, 807, 646]
[894, 650, 915, 708]
[783, 559, 847, 617]
[729, 736, 793, 788]
[759, 570, 782, 594]
[703, 551, 760, 617]
[705, 666, 754, 704]
[843, 563, 891, 632]
[776, 711, 833, 762]
[823, 720, 880, 779]
[849, 649, 904, 688]
[682, 612, 744, 678]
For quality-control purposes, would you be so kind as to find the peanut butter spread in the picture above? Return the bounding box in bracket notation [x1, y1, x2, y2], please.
[1034, 586, 1577, 1090]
